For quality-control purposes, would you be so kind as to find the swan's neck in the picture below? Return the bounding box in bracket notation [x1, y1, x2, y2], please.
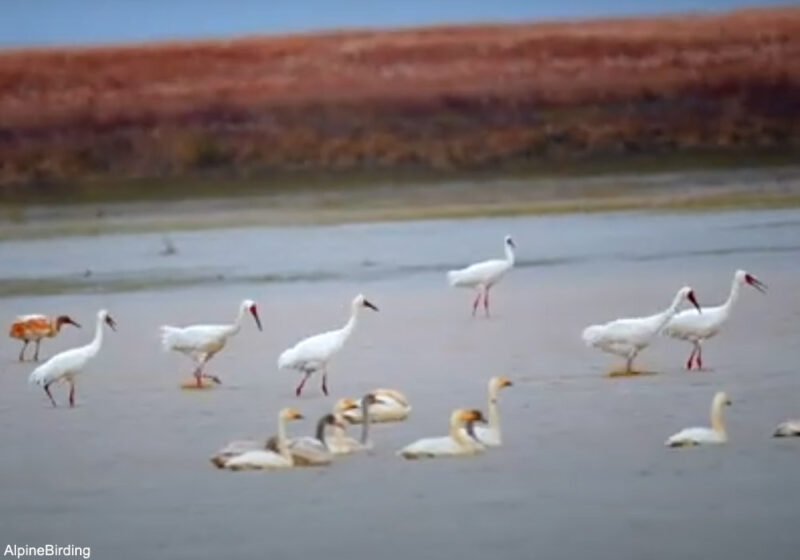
[488, 385, 501, 435]
[315, 418, 328, 446]
[710, 400, 727, 437]
[504, 244, 515, 266]
[450, 418, 472, 448]
[359, 397, 371, 445]
[276, 415, 292, 462]
[86, 315, 105, 357]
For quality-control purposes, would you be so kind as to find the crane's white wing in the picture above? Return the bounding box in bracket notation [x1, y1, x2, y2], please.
[160, 324, 230, 352]
[448, 259, 511, 287]
[28, 346, 91, 385]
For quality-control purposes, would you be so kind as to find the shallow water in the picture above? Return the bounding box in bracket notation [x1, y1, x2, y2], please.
[1, 209, 799, 559]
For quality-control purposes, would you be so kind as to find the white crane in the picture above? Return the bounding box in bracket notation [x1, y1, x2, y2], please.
[278, 294, 378, 397]
[28, 309, 116, 407]
[160, 299, 262, 387]
[582, 286, 701, 375]
[447, 235, 515, 317]
[663, 270, 766, 370]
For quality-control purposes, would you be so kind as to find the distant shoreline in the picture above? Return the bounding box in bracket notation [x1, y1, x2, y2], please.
[2, 163, 799, 241]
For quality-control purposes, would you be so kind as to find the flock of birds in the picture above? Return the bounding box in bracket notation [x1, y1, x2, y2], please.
[8, 235, 799, 470]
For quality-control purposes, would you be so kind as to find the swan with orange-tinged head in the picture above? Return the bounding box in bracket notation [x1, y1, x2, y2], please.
[398, 408, 487, 459]
[461, 376, 513, 447]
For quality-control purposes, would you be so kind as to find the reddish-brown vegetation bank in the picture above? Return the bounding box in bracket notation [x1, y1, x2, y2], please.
[1, 7, 799, 197]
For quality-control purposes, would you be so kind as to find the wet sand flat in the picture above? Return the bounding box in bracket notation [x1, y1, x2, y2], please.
[1, 209, 799, 559]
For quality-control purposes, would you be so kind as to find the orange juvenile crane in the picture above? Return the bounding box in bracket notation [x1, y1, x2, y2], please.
[8, 314, 81, 362]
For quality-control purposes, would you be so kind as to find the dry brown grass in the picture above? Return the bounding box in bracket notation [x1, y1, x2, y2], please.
[1, 6, 799, 194]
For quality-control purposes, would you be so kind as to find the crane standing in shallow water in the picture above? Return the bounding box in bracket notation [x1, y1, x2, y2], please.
[278, 294, 378, 397]
[447, 235, 516, 317]
[663, 270, 766, 370]
[28, 309, 116, 407]
[160, 299, 262, 388]
[9, 314, 81, 362]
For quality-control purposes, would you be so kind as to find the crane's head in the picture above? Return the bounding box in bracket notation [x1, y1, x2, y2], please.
[353, 294, 379, 312]
[678, 287, 702, 314]
[99, 309, 116, 331]
[242, 299, 262, 331]
[737, 270, 767, 294]
[504, 235, 516, 249]
[56, 315, 81, 329]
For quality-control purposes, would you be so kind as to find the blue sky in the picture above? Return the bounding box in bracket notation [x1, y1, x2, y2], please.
[0, 0, 787, 48]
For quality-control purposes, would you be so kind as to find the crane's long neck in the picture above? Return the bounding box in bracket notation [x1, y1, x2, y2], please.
[450, 415, 472, 448]
[721, 277, 742, 316]
[487, 383, 501, 436]
[224, 304, 247, 337]
[276, 414, 292, 462]
[359, 397, 371, 445]
[504, 244, 516, 266]
[652, 291, 686, 334]
[710, 398, 727, 438]
[338, 304, 360, 345]
[86, 314, 105, 357]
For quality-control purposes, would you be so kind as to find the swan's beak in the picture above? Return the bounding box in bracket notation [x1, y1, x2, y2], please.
[726, 399, 733, 406]
[363, 300, 379, 312]
[503, 379, 514, 388]
[746, 274, 767, 294]
[249, 305, 263, 331]
[687, 290, 702, 314]
[105, 315, 117, 331]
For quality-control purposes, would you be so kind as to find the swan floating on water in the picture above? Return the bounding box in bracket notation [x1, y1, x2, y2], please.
[329, 393, 379, 454]
[665, 391, 731, 447]
[461, 376, 513, 447]
[773, 420, 800, 438]
[281, 413, 345, 466]
[663, 270, 766, 370]
[215, 407, 304, 470]
[338, 388, 411, 423]
[398, 408, 487, 459]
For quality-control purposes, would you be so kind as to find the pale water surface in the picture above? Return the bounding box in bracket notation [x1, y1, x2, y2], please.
[1, 209, 799, 559]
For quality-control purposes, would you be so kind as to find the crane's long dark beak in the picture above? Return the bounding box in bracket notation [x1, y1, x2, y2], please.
[364, 300, 379, 312]
[68, 318, 81, 328]
[105, 315, 117, 331]
[687, 291, 702, 314]
[748, 276, 768, 294]
[250, 306, 263, 331]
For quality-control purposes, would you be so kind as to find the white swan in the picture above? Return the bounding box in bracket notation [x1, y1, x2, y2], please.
[663, 270, 767, 370]
[278, 294, 378, 396]
[773, 420, 800, 438]
[447, 235, 515, 317]
[665, 392, 731, 447]
[337, 388, 411, 423]
[461, 376, 513, 446]
[329, 394, 379, 454]
[216, 408, 304, 470]
[398, 408, 487, 459]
